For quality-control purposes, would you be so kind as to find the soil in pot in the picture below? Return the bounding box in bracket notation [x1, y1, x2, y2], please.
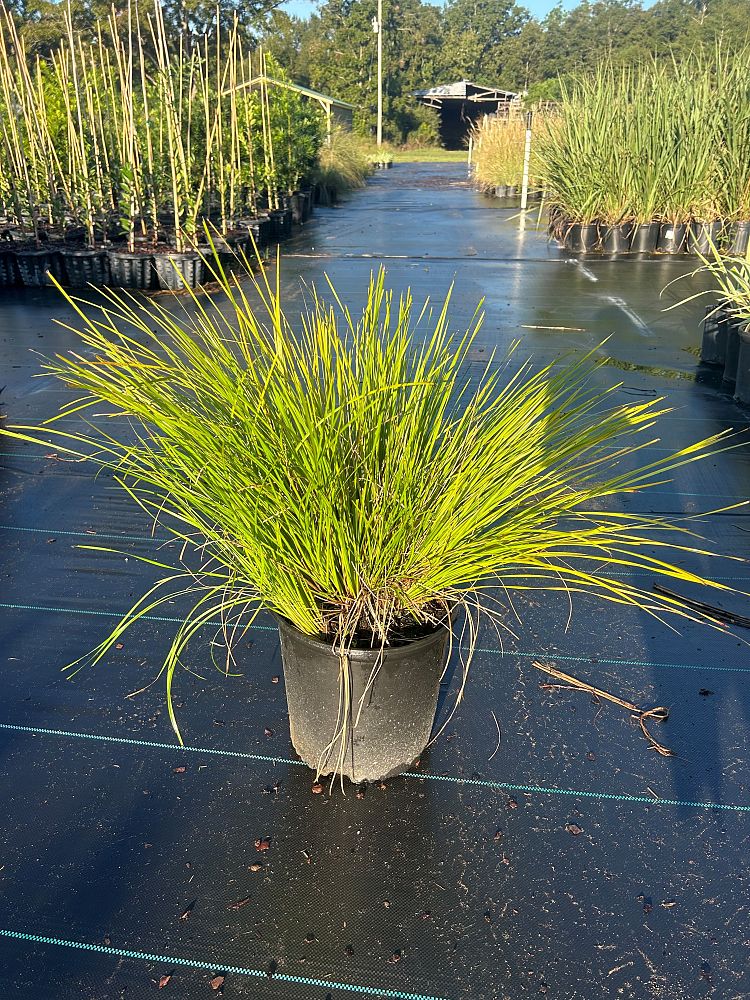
[153, 251, 205, 291]
[61, 248, 109, 288]
[108, 249, 155, 289]
[657, 222, 687, 254]
[630, 221, 660, 253]
[687, 220, 723, 256]
[277, 612, 452, 783]
[600, 222, 634, 254]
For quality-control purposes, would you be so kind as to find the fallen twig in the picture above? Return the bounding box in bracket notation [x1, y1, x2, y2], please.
[532, 661, 673, 757]
[488, 711, 502, 762]
[653, 584, 750, 629]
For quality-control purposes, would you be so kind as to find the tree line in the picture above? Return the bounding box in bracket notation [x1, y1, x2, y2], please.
[8, 0, 750, 143]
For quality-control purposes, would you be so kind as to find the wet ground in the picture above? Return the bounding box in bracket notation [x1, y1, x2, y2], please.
[1, 164, 749, 999]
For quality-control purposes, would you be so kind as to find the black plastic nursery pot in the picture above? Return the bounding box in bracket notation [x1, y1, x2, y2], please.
[107, 249, 154, 289]
[269, 207, 293, 240]
[630, 221, 660, 253]
[701, 303, 729, 366]
[600, 222, 633, 254]
[15, 248, 64, 288]
[564, 223, 599, 253]
[153, 251, 205, 291]
[729, 220, 750, 256]
[60, 248, 109, 288]
[735, 324, 750, 405]
[687, 219, 723, 256]
[0, 248, 19, 287]
[657, 222, 687, 254]
[277, 615, 452, 783]
[723, 317, 743, 387]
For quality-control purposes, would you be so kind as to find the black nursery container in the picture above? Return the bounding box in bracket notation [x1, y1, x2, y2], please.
[701, 304, 729, 366]
[657, 223, 687, 254]
[0, 248, 19, 287]
[153, 252, 205, 291]
[723, 317, 743, 387]
[729, 221, 750, 256]
[108, 250, 155, 289]
[269, 208, 292, 240]
[600, 222, 633, 254]
[735, 325, 750, 406]
[277, 615, 452, 783]
[61, 249, 109, 288]
[630, 221, 660, 253]
[564, 223, 599, 253]
[687, 220, 723, 256]
[15, 248, 65, 288]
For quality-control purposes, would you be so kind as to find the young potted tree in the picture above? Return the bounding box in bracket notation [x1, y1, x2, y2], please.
[2, 262, 741, 783]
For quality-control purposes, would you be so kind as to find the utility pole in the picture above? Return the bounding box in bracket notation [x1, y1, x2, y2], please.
[373, 0, 383, 146]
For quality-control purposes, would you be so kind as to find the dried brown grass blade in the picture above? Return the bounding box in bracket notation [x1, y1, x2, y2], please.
[532, 661, 673, 757]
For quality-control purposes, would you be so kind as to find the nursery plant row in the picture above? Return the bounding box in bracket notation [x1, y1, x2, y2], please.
[0, 0, 330, 278]
[472, 50, 750, 259]
[0, 189, 318, 290]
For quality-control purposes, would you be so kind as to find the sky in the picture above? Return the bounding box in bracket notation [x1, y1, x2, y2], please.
[280, 0, 588, 22]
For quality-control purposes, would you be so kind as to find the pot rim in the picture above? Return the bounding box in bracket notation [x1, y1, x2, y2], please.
[274, 611, 453, 661]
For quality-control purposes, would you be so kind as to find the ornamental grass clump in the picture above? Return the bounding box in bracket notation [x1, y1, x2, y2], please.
[471, 114, 529, 192]
[2, 262, 742, 743]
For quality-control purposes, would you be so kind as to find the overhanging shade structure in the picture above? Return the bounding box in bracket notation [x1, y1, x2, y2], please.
[226, 75, 355, 137]
[414, 80, 519, 149]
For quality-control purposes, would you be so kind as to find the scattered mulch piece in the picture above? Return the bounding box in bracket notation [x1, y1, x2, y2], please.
[661, 899, 677, 908]
[387, 950, 402, 964]
[173, 766, 187, 774]
[213, 719, 225, 726]
[227, 896, 251, 911]
[383, 900, 390, 908]
[507, 798, 518, 810]
[421, 910, 431, 920]
[344, 944, 354, 956]
[103, 935, 112, 946]
[301, 849, 312, 864]
[157, 973, 172, 989]
[483, 910, 493, 923]
[565, 823, 583, 836]
[377, 781, 387, 791]
[356, 786, 366, 800]
[271, 676, 279, 684]
[46, 538, 56, 544]
[264, 727, 274, 737]
[304, 933, 316, 943]
[209, 973, 225, 991]
[248, 863, 262, 872]
[586, 752, 596, 761]
[311, 782, 324, 794]
[115, 643, 124, 650]
[254, 837, 271, 852]
[638, 895, 653, 914]
[493, 829, 503, 841]
[178, 900, 196, 921]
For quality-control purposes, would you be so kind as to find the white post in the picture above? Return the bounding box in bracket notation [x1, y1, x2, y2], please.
[376, 0, 383, 147]
[519, 110, 532, 231]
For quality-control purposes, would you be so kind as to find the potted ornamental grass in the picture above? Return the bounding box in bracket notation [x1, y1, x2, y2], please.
[2, 257, 742, 782]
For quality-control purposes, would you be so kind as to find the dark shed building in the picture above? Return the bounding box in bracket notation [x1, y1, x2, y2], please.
[413, 80, 519, 149]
